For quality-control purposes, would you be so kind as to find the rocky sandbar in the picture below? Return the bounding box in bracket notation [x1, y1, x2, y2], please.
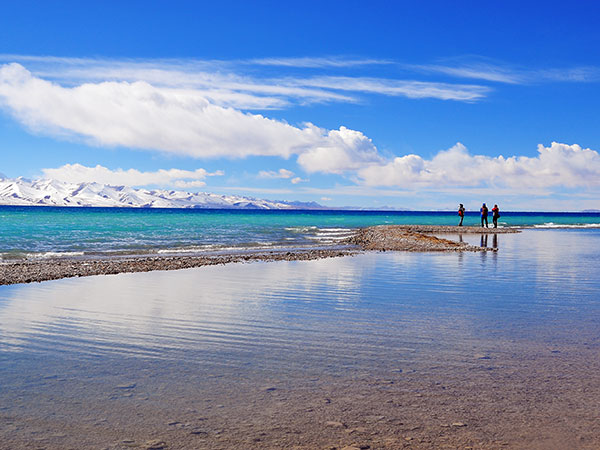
[0, 225, 519, 286]
[346, 224, 517, 252]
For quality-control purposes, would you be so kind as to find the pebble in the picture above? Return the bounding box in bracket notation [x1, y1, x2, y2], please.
[144, 440, 167, 450]
[190, 429, 209, 437]
[116, 383, 136, 389]
[325, 421, 345, 428]
[451, 422, 467, 427]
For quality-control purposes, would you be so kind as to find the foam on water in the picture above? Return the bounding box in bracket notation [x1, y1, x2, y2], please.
[533, 222, 600, 228]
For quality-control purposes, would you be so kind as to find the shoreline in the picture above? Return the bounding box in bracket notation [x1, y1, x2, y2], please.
[1, 225, 519, 286]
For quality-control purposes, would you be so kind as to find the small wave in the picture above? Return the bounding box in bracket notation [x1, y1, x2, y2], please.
[157, 245, 221, 254]
[284, 226, 318, 232]
[309, 235, 354, 242]
[25, 251, 85, 259]
[314, 231, 355, 237]
[533, 222, 600, 229]
[157, 246, 249, 254]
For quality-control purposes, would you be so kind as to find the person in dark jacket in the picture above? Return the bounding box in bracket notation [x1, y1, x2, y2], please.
[480, 203, 489, 228]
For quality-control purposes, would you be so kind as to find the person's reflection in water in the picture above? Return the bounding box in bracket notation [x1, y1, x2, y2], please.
[458, 234, 464, 243]
[480, 234, 488, 248]
[492, 234, 498, 249]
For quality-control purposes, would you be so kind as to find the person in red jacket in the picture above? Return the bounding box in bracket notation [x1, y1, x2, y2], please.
[458, 203, 465, 226]
[492, 204, 500, 228]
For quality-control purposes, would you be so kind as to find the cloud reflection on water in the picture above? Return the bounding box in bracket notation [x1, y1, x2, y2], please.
[1, 230, 599, 372]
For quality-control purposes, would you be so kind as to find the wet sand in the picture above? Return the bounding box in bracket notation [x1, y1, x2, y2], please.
[0, 225, 516, 286]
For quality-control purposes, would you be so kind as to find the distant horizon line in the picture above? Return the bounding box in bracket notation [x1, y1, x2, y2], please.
[0, 204, 598, 214]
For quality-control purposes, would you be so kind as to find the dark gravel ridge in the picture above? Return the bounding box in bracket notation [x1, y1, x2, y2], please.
[0, 249, 357, 286]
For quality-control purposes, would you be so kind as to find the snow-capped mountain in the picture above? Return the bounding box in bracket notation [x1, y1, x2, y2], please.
[0, 176, 321, 209]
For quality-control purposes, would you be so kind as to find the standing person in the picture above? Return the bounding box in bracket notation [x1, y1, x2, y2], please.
[480, 203, 489, 228]
[458, 203, 465, 226]
[492, 204, 500, 228]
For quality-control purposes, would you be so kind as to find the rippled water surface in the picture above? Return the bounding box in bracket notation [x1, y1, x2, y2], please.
[1, 230, 599, 369]
[1, 229, 600, 448]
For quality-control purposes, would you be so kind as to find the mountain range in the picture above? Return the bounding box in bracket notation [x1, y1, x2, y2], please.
[0, 176, 324, 209]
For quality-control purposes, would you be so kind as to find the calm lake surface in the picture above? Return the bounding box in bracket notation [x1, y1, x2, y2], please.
[1, 229, 600, 448]
[1, 228, 599, 375]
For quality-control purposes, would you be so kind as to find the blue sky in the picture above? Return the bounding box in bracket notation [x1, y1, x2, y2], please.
[1, 0, 599, 210]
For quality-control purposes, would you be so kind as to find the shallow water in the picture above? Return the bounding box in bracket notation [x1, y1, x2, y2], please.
[2, 230, 599, 362]
[1, 229, 600, 448]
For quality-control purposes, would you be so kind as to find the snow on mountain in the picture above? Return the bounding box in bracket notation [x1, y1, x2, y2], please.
[0, 177, 322, 209]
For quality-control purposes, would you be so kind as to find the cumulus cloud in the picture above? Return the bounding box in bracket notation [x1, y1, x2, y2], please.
[0, 63, 380, 172]
[41, 163, 223, 187]
[357, 142, 600, 189]
[258, 168, 294, 179]
[297, 126, 383, 173]
[291, 177, 307, 184]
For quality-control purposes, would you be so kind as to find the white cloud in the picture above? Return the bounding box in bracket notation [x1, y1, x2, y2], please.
[249, 56, 393, 68]
[357, 142, 600, 189]
[294, 76, 490, 101]
[172, 180, 209, 188]
[0, 56, 492, 108]
[41, 163, 223, 187]
[258, 168, 294, 179]
[412, 63, 523, 84]
[0, 57, 354, 110]
[412, 61, 600, 85]
[321, 197, 332, 201]
[297, 126, 382, 173]
[256, 170, 308, 184]
[0, 63, 379, 170]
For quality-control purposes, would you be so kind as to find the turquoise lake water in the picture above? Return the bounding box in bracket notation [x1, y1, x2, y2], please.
[1, 205, 600, 259]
